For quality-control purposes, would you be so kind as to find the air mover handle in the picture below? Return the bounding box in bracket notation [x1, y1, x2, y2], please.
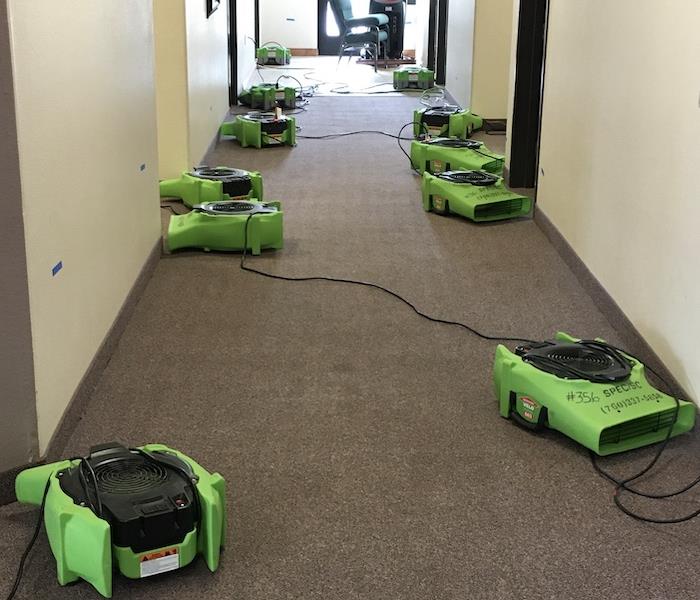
[15, 460, 73, 505]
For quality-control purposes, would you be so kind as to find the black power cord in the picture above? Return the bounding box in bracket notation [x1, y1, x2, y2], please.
[586, 343, 700, 523]
[239, 214, 537, 345]
[4, 480, 51, 600]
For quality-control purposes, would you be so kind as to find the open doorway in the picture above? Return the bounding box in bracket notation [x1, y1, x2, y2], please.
[318, 0, 419, 59]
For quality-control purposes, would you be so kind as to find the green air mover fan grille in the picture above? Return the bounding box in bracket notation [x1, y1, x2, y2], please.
[427, 138, 483, 149]
[93, 460, 169, 495]
[194, 200, 278, 215]
[599, 409, 678, 447]
[519, 341, 632, 383]
[437, 170, 499, 186]
[191, 166, 251, 182]
[474, 199, 526, 220]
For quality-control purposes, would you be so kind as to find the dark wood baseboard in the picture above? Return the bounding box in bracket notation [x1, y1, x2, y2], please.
[0, 239, 161, 506]
[534, 207, 689, 399]
[290, 48, 318, 56]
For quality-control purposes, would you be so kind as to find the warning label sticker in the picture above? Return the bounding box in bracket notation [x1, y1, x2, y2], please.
[409, 73, 418, 82]
[139, 548, 179, 578]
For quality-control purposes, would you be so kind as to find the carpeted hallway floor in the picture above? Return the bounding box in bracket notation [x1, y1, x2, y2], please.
[2, 95, 699, 600]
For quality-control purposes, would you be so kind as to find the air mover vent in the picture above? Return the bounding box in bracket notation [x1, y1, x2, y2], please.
[427, 138, 482, 149]
[192, 166, 250, 182]
[600, 409, 677, 449]
[209, 201, 257, 213]
[95, 460, 168, 495]
[438, 170, 499, 186]
[194, 200, 277, 216]
[474, 199, 526, 220]
[520, 341, 632, 383]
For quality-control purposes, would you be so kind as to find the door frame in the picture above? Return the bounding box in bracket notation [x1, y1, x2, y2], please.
[507, 0, 550, 189]
[228, 0, 237, 105]
[426, 0, 448, 85]
[317, 0, 343, 56]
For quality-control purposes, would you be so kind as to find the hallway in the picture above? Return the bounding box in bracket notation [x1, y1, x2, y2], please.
[2, 94, 699, 599]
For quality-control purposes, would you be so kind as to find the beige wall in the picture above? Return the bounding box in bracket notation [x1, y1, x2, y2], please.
[445, 0, 475, 109]
[184, 0, 230, 168]
[8, 0, 162, 452]
[471, 0, 514, 118]
[154, 0, 189, 180]
[154, 0, 231, 179]
[537, 0, 700, 402]
[260, 0, 317, 49]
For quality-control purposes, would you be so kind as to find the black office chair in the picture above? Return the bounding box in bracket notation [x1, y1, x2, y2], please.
[329, 0, 390, 71]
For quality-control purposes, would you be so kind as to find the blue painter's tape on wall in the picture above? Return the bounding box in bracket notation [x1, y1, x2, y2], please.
[52, 261, 63, 276]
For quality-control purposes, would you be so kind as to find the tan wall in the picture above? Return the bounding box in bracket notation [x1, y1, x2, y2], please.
[8, 0, 162, 452]
[445, 0, 475, 109]
[155, 0, 230, 179]
[184, 0, 230, 167]
[537, 0, 700, 402]
[154, 0, 189, 180]
[471, 0, 514, 118]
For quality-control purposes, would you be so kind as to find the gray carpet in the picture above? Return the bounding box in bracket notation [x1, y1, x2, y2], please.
[2, 96, 699, 600]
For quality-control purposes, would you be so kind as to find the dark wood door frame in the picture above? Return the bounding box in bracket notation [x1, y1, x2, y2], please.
[228, 0, 237, 105]
[508, 0, 549, 189]
[426, 0, 448, 85]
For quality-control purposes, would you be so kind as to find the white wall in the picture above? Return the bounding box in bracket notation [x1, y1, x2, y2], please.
[259, 0, 317, 49]
[471, 0, 513, 118]
[445, 0, 476, 109]
[537, 0, 700, 402]
[415, 0, 430, 67]
[8, 0, 162, 452]
[237, 0, 257, 93]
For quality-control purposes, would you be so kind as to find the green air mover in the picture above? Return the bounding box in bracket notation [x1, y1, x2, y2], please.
[160, 166, 264, 208]
[220, 113, 296, 148]
[493, 333, 696, 455]
[410, 138, 504, 175]
[238, 83, 297, 110]
[421, 170, 531, 222]
[393, 66, 434, 90]
[256, 43, 291, 65]
[166, 199, 283, 255]
[413, 107, 483, 138]
[14, 443, 225, 598]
